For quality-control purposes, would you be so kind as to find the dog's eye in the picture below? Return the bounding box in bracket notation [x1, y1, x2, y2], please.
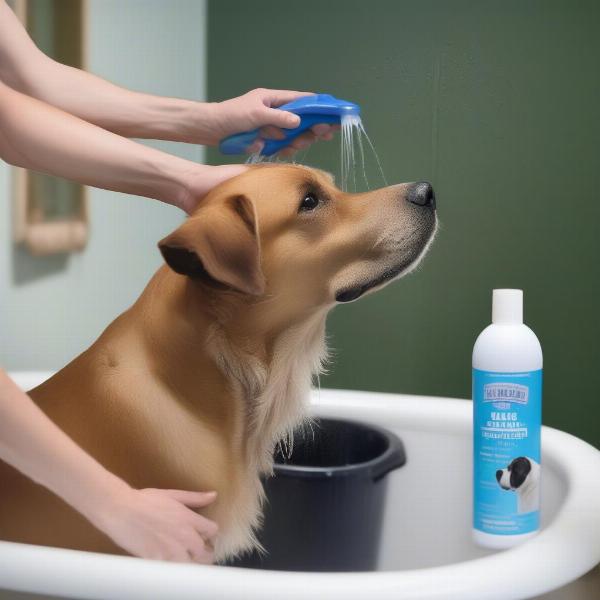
[299, 193, 320, 212]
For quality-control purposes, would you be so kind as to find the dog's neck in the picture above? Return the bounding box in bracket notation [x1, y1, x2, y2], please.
[137, 267, 329, 472]
[518, 484, 539, 513]
[517, 463, 540, 513]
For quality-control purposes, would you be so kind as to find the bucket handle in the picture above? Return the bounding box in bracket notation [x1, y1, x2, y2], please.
[371, 440, 406, 482]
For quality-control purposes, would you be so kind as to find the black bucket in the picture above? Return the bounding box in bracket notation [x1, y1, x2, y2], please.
[225, 417, 406, 572]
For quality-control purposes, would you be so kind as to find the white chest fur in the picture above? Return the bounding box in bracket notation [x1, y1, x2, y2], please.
[208, 311, 329, 562]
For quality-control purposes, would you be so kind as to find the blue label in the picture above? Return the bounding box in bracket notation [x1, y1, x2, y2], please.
[473, 369, 542, 535]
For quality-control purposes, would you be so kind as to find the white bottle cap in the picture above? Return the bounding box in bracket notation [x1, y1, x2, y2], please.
[492, 289, 523, 324]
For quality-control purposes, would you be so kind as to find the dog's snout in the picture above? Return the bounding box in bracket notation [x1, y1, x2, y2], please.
[496, 470, 503, 482]
[406, 182, 435, 209]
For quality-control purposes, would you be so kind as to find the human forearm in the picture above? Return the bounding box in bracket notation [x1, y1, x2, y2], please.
[0, 80, 214, 210]
[15, 57, 219, 145]
[0, 0, 213, 144]
[0, 370, 128, 518]
[0, 369, 219, 563]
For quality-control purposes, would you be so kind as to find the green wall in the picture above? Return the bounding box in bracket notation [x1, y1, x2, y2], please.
[207, 0, 600, 448]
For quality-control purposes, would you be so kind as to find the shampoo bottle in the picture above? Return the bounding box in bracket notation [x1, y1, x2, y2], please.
[472, 289, 543, 549]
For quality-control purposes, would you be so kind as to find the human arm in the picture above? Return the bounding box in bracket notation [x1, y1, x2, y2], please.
[0, 369, 219, 562]
[0, 1, 335, 152]
[0, 0, 213, 144]
[0, 79, 245, 213]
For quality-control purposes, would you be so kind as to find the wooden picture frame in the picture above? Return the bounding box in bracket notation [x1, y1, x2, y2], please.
[10, 0, 90, 256]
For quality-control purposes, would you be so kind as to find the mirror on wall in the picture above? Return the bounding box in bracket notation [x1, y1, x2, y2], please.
[10, 0, 89, 256]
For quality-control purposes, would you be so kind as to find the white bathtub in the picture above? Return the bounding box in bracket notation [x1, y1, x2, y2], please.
[1, 372, 600, 599]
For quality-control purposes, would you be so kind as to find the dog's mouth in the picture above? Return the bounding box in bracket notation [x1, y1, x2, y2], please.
[335, 261, 410, 303]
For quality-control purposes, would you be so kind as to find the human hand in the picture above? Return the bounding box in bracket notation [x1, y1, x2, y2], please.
[207, 88, 339, 156]
[178, 164, 249, 214]
[91, 486, 219, 563]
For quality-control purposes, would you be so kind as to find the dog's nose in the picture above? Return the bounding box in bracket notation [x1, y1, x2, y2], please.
[407, 182, 435, 209]
[496, 470, 503, 482]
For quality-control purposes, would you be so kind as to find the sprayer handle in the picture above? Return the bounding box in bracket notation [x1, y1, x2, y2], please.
[219, 113, 341, 157]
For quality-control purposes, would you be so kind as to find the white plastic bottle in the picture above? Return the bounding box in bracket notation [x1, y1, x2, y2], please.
[472, 289, 543, 549]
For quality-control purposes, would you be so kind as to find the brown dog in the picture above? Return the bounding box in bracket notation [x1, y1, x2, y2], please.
[0, 165, 436, 563]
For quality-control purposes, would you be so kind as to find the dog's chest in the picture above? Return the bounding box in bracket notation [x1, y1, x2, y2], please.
[215, 379, 314, 562]
[212, 318, 328, 560]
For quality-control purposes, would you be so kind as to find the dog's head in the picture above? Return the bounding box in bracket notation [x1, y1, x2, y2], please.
[496, 457, 536, 491]
[159, 165, 437, 321]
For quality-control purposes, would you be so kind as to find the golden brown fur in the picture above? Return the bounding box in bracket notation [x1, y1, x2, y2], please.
[0, 165, 436, 562]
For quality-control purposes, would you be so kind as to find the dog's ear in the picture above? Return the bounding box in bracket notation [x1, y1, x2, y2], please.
[158, 195, 265, 296]
[509, 457, 531, 489]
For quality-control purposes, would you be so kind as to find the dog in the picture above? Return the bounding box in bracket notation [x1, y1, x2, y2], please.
[496, 456, 540, 514]
[0, 164, 437, 563]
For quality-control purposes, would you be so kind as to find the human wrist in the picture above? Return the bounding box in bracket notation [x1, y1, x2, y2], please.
[170, 162, 208, 214]
[183, 101, 224, 146]
[142, 96, 222, 146]
[196, 101, 228, 146]
[144, 151, 199, 212]
[69, 467, 133, 529]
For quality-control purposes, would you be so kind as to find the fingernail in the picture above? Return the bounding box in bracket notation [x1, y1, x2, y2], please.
[288, 114, 300, 127]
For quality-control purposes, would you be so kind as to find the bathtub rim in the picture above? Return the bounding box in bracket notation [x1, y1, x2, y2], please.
[0, 376, 599, 600]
